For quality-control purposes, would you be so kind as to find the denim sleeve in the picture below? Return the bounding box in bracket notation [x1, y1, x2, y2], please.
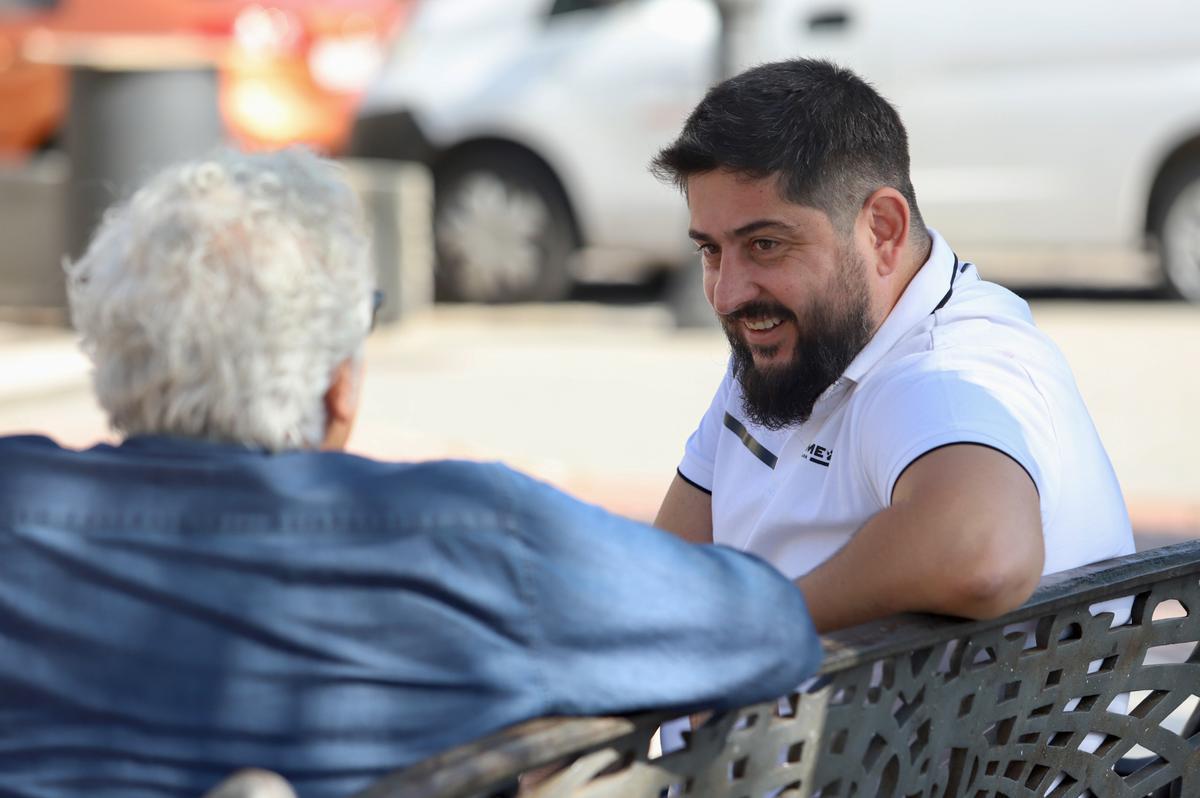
[496, 467, 822, 717]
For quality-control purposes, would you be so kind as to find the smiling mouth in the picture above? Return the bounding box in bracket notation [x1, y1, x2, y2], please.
[743, 317, 784, 332]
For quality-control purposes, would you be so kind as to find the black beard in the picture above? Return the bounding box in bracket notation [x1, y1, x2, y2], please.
[723, 273, 873, 430]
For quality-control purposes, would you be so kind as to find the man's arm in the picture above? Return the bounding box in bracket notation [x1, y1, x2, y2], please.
[654, 472, 713, 544]
[796, 443, 1044, 633]
[502, 466, 820, 716]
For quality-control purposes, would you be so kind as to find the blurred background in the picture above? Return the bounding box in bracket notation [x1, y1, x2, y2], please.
[0, 0, 1197, 547]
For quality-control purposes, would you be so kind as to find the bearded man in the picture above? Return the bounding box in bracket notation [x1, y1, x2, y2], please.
[650, 59, 1135, 634]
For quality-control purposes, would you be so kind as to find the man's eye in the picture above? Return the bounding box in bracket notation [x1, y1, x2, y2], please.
[694, 243, 717, 256]
[751, 239, 778, 252]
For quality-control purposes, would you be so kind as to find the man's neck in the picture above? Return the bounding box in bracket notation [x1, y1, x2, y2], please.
[912, 233, 934, 273]
[875, 234, 933, 332]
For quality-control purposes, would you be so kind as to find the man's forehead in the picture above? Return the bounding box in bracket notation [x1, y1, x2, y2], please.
[686, 169, 829, 237]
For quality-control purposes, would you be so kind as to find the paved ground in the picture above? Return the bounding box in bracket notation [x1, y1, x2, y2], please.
[1, 297, 1198, 548]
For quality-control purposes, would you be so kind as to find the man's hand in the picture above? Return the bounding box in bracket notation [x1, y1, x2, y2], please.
[654, 473, 713, 544]
[796, 443, 1044, 633]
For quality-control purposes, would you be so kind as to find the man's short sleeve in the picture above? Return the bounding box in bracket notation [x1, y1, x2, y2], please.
[855, 353, 1051, 509]
[678, 366, 735, 493]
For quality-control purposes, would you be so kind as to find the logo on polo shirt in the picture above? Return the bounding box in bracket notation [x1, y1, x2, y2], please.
[803, 443, 833, 467]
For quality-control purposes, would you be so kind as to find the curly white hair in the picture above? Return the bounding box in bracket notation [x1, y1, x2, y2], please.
[66, 147, 375, 451]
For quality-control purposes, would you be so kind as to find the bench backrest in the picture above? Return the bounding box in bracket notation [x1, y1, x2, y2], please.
[362, 541, 1200, 798]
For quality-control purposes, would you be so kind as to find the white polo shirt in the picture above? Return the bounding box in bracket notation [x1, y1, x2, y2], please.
[679, 229, 1135, 580]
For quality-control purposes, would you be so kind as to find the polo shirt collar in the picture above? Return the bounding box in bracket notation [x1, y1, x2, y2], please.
[841, 227, 958, 384]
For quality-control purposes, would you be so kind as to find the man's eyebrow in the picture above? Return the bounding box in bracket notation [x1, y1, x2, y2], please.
[688, 219, 797, 240]
[733, 219, 796, 237]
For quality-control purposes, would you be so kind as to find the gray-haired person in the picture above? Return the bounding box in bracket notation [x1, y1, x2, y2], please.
[0, 148, 821, 798]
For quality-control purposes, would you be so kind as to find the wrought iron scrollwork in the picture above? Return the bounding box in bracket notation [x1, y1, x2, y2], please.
[368, 541, 1200, 798]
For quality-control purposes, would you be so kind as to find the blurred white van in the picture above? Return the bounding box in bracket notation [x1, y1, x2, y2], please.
[352, 0, 1200, 303]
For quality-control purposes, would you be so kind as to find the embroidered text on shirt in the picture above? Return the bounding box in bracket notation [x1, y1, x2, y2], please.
[803, 443, 832, 467]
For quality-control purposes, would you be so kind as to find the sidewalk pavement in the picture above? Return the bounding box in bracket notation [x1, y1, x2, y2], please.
[0, 322, 92, 401]
[1, 303, 1198, 546]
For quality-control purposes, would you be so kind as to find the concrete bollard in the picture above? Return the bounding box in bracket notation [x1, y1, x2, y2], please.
[342, 158, 435, 326]
[0, 153, 68, 321]
[64, 64, 223, 260]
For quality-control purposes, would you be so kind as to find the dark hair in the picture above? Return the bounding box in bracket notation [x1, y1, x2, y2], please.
[651, 59, 926, 237]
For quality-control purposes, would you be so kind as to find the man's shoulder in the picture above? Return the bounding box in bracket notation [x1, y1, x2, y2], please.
[933, 273, 1043, 343]
[334, 456, 529, 511]
[284, 450, 513, 486]
[0, 433, 84, 475]
[198, 449, 531, 518]
[0, 435, 531, 527]
[0, 433, 64, 453]
[854, 335, 1045, 413]
[872, 274, 1058, 383]
[851, 303, 1055, 426]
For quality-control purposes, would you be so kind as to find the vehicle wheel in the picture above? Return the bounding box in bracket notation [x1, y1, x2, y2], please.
[433, 148, 578, 302]
[1155, 160, 1200, 302]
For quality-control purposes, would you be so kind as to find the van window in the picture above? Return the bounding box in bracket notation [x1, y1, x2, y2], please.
[0, 0, 59, 11]
[549, 0, 622, 16]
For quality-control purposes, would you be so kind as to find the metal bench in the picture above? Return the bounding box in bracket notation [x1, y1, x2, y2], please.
[357, 540, 1200, 798]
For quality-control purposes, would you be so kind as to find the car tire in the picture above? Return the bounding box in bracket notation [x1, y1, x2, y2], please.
[1154, 160, 1200, 302]
[433, 147, 578, 303]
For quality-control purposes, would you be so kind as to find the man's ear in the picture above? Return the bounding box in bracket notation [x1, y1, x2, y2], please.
[321, 358, 361, 451]
[861, 187, 911, 277]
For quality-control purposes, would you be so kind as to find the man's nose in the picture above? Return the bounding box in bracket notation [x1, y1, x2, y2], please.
[708, 253, 758, 317]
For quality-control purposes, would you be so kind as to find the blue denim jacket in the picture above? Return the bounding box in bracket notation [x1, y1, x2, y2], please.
[0, 435, 820, 798]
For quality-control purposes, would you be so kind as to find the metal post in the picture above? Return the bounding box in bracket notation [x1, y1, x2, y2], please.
[0, 153, 68, 320]
[714, 0, 759, 82]
[670, 0, 759, 328]
[65, 65, 222, 260]
[343, 158, 435, 326]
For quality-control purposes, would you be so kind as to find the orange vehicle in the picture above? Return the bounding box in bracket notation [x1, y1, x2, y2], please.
[0, 0, 412, 160]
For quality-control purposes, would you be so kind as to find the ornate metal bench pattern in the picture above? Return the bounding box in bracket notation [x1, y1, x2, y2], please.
[361, 542, 1200, 798]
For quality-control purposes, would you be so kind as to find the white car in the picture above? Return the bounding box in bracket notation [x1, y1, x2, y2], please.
[352, 0, 1200, 303]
